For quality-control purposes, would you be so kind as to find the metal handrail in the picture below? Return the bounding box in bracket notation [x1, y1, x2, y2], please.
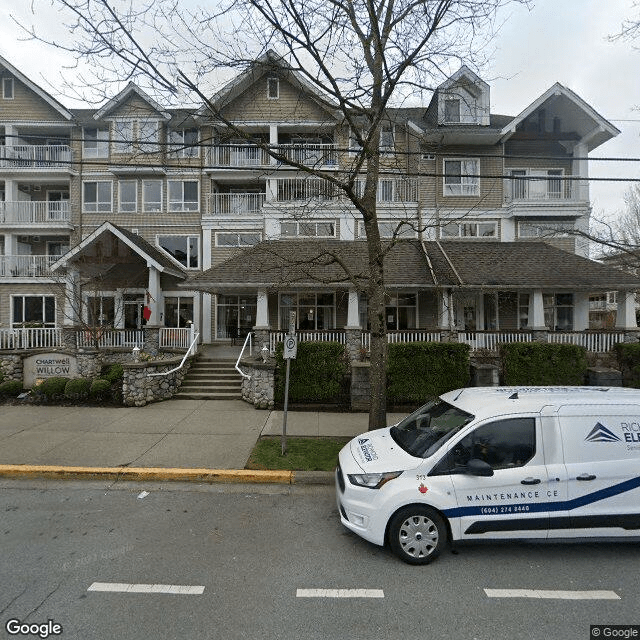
[235, 332, 253, 380]
[147, 331, 200, 377]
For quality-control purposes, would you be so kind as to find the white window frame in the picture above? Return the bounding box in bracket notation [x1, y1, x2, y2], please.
[278, 292, 336, 331]
[168, 180, 199, 212]
[443, 158, 480, 196]
[112, 119, 134, 154]
[170, 129, 199, 158]
[444, 98, 461, 123]
[440, 220, 497, 239]
[138, 119, 160, 153]
[83, 127, 109, 158]
[357, 220, 415, 239]
[380, 125, 395, 153]
[157, 234, 200, 269]
[142, 179, 163, 212]
[11, 294, 56, 328]
[280, 220, 336, 238]
[215, 232, 262, 247]
[267, 77, 279, 99]
[2, 78, 14, 100]
[119, 180, 138, 213]
[82, 181, 112, 213]
[518, 221, 573, 238]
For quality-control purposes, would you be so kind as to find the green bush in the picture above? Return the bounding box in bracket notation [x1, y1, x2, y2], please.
[37, 376, 71, 400]
[275, 341, 348, 404]
[501, 343, 587, 386]
[102, 363, 124, 384]
[90, 378, 112, 401]
[64, 378, 91, 401]
[386, 342, 471, 404]
[614, 343, 640, 388]
[0, 380, 23, 398]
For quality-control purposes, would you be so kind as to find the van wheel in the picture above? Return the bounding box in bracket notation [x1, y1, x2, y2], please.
[388, 506, 447, 565]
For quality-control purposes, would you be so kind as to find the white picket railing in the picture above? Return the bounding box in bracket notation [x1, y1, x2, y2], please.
[159, 327, 194, 349]
[547, 332, 625, 353]
[0, 328, 62, 349]
[0, 255, 59, 277]
[209, 193, 266, 216]
[0, 201, 70, 224]
[0, 145, 72, 168]
[76, 329, 144, 349]
[269, 330, 346, 353]
[207, 144, 271, 167]
[279, 143, 338, 167]
[361, 331, 443, 350]
[458, 331, 535, 351]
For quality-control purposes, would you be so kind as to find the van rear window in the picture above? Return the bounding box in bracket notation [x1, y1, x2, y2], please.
[390, 400, 474, 458]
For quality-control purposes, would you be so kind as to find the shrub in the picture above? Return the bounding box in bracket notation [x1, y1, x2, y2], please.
[64, 378, 91, 401]
[102, 363, 124, 384]
[37, 376, 71, 400]
[0, 380, 23, 398]
[614, 343, 640, 388]
[89, 378, 112, 401]
[501, 343, 587, 386]
[275, 341, 348, 404]
[386, 342, 471, 405]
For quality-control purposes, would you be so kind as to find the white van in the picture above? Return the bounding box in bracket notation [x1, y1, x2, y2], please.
[336, 387, 640, 564]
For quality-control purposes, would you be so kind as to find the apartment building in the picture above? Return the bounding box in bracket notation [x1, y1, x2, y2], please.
[1, 51, 638, 354]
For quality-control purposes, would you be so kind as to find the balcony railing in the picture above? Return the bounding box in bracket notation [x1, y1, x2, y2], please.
[0, 328, 62, 349]
[278, 143, 338, 167]
[504, 177, 574, 202]
[76, 329, 145, 349]
[547, 331, 625, 353]
[209, 193, 266, 216]
[0, 255, 59, 277]
[269, 330, 346, 353]
[361, 330, 442, 350]
[0, 145, 73, 168]
[276, 178, 418, 203]
[207, 144, 271, 168]
[0, 201, 71, 224]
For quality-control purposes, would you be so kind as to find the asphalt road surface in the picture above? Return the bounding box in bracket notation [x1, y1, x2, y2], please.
[1, 479, 638, 640]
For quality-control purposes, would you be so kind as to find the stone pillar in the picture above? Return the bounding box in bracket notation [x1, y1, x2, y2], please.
[574, 292, 590, 331]
[345, 328, 364, 362]
[254, 289, 271, 353]
[616, 290, 638, 330]
[61, 326, 79, 350]
[143, 327, 160, 354]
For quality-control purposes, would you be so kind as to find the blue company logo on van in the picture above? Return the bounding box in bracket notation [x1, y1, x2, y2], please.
[585, 422, 621, 443]
[358, 438, 378, 462]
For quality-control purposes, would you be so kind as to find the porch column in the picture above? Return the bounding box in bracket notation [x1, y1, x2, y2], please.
[114, 289, 124, 329]
[202, 227, 212, 343]
[64, 268, 81, 325]
[616, 290, 638, 330]
[146, 266, 162, 327]
[438, 290, 453, 330]
[573, 142, 589, 202]
[4, 178, 18, 202]
[574, 292, 590, 331]
[528, 290, 546, 330]
[255, 288, 269, 328]
[346, 289, 360, 328]
[477, 294, 485, 331]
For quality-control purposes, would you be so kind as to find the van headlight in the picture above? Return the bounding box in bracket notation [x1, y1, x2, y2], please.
[347, 471, 403, 489]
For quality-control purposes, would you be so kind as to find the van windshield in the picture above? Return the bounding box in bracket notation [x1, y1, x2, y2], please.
[390, 399, 474, 458]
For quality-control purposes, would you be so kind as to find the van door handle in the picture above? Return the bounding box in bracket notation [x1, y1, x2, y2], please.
[521, 477, 541, 485]
[576, 474, 596, 481]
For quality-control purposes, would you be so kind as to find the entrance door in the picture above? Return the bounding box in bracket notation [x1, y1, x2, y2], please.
[124, 296, 145, 329]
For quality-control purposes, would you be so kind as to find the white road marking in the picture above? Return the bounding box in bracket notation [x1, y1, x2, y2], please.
[296, 589, 384, 598]
[88, 582, 204, 595]
[484, 589, 620, 600]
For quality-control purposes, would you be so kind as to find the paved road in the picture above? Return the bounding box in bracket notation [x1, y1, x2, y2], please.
[1, 479, 638, 640]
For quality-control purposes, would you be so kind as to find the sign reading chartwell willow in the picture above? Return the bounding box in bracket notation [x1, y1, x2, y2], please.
[23, 353, 79, 388]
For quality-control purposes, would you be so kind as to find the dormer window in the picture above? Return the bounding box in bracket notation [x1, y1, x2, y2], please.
[444, 99, 460, 123]
[267, 77, 279, 99]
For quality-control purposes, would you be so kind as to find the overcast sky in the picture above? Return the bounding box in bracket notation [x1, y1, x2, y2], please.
[1, 0, 638, 221]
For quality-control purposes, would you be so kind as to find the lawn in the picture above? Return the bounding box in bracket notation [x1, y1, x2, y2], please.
[245, 436, 351, 471]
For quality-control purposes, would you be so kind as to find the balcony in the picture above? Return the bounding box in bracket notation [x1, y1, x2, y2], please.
[0, 201, 71, 225]
[278, 143, 338, 168]
[275, 177, 418, 203]
[208, 193, 266, 216]
[504, 176, 575, 203]
[207, 144, 271, 168]
[0, 145, 73, 169]
[0, 255, 59, 278]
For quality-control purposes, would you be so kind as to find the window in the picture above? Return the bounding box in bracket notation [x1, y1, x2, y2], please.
[518, 221, 573, 238]
[544, 293, 573, 331]
[279, 292, 335, 331]
[164, 296, 194, 328]
[113, 120, 134, 153]
[143, 180, 162, 212]
[87, 296, 115, 326]
[158, 235, 199, 269]
[83, 181, 112, 213]
[118, 180, 137, 213]
[444, 99, 460, 123]
[357, 220, 415, 239]
[138, 120, 160, 152]
[12, 295, 55, 328]
[518, 293, 530, 329]
[380, 126, 394, 152]
[83, 128, 109, 158]
[168, 180, 199, 212]
[443, 159, 479, 196]
[216, 294, 257, 340]
[377, 179, 394, 202]
[267, 77, 279, 99]
[47, 241, 69, 257]
[170, 129, 199, 157]
[441, 221, 497, 238]
[215, 232, 262, 247]
[434, 418, 536, 474]
[2, 78, 13, 99]
[280, 221, 336, 238]
[385, 292, 417, 331]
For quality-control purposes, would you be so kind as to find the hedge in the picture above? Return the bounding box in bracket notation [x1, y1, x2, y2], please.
[614, 343, 640, 388]
[275, 341, 348, 404]
[90, 378, 112, 401]
[37, 376, 71, 400]
[500, 343, 587, 386]
[386, 342, 471, 404]
[102, 363, 124, 384]
[64, 378, 91, 401]
[0, 380, 23, 398]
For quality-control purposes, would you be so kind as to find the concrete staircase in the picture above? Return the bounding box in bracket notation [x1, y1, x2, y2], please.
[175, 357, 243, 400]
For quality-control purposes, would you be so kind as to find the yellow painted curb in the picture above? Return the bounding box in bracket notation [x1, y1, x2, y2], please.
[0, 464, 293, 484]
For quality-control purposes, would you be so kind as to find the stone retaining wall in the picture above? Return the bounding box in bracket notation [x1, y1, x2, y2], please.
[239, 359, 276, 409]
[122, 356, 193, 407]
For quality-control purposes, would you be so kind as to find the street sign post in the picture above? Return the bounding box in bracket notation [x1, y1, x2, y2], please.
[282, 312, 296, 455]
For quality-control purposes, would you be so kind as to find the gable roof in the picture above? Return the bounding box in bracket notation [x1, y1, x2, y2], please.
[94, 82, 171, 120]
[52, 221, 186, 278]
[0, 53, 73, 120]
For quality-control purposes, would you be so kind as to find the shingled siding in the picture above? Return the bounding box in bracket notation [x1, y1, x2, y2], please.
[0, 66, 68, 121]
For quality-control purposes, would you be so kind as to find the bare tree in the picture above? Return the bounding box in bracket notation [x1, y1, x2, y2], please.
[19, 0, 527, 429]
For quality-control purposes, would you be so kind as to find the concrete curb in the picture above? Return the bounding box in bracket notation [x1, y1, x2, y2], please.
[0, 464, 294, 485]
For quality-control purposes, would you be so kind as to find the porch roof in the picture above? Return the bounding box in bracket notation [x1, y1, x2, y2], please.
[182, 239, 640, 293]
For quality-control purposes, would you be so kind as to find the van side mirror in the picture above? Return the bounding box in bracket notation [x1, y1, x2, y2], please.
[466, 458, 494, 477]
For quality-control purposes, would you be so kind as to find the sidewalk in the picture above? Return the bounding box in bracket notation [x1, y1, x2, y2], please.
[0, 399, 407, 484]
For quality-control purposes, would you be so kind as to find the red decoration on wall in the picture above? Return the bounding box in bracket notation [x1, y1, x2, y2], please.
[142, 305, 152, 321]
